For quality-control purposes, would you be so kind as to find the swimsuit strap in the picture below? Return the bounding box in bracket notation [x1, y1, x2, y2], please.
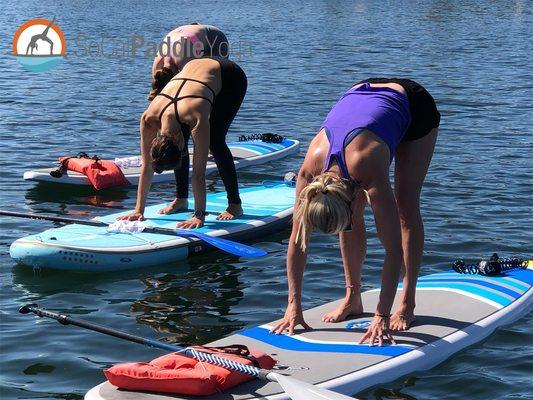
[157, 92, 178, 121]
[322, 126, 358, 183]
[323, 152, 354, 182]
[170, 77, 217, 98]
[157, 79, 186, 121]
[156, 78, 215, 128]
[175, 94, 214, 107]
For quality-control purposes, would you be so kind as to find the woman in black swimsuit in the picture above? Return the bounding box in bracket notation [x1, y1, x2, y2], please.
[120, 57, 247, 228]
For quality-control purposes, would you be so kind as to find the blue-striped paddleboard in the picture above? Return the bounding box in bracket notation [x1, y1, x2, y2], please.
[9, 184, 295, 271]
[85, 264, 532, 399]
[23, 138, 300, 187]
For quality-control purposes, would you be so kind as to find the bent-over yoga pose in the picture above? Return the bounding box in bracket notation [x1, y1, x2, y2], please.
[120, 57, 247, 228]
[271, 78, 440, 345]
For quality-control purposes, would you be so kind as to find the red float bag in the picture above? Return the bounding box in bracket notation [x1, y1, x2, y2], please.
[56, 153, 130, 190]
[104, 345, 277, 396]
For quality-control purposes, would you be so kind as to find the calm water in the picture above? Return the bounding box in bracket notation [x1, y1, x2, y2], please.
[0, 1, 532, 399]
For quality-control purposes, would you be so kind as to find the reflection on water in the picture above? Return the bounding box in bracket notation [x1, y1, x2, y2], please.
[371, 377, 418, 400]
[25, 183, 131, 212]
[132, 263, 246, 344]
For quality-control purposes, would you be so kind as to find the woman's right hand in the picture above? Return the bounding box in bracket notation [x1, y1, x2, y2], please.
[117, 210, 145, 221]
[270, 302, 311, 335]
[358, 314, 395, 346]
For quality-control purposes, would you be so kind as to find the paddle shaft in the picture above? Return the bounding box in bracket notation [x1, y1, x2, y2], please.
[1, 210, 106, 227]
[0, 210, 266, 258]
[19, 304, 271, 380]
[0, 210, 197, 235]
[0, 210, 222, 236]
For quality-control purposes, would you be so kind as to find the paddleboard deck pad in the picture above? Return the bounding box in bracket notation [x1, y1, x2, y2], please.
[23, 139, 299, 187]
[9, 185, 295, 271]
[85, 266, 532, 399]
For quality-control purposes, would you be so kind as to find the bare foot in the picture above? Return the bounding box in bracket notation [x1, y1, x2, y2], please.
[390, 303, 416, 331]
[159, 198, 188, 215]
[322, 295, 363, 323]
[217, 203, 243, 220]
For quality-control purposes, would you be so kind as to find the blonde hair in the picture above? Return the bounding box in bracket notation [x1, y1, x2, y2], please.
[294, 173, 367, 251]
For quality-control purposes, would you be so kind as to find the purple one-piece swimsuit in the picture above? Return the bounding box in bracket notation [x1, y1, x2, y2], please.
[321, 83, 411, 180]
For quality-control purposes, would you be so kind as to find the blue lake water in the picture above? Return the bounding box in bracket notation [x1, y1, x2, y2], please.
[0, 0, 531, 399]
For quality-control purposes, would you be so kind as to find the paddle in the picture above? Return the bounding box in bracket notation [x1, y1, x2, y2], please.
[19, 304, 354, 400]
[0, 210, 266, 258]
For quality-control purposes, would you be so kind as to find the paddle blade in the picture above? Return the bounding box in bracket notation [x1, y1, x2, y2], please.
[272, 373, 356, 400]
[176, 230, 267, 258]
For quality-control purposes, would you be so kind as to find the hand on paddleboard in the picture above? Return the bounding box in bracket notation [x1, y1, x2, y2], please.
[176, 217, 204, 229]
[117, 211, 145, 221]
[270, 303, 312, 335]
[358, 314, 395, 346]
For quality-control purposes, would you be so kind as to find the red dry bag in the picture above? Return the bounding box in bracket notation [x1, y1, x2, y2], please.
[55, 153, 130, 190]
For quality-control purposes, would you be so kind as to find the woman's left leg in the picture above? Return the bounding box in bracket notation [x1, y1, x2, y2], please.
[210, 61, 247, 219]
[323, 193, 367, 322]
[391, 128, 438, 330]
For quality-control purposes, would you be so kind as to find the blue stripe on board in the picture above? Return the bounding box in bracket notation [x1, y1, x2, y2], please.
[417, 278, 522, 298]
[232, 142, 285, 153]
[505, 268, 533, 286]
[230, 144, 270, 154]
[245, 142, 285, 151]
[413, 282, 512, 306]
[421, 272, 530, 292]
[280, 139, 295, 146]
[239, 327, 411, 357]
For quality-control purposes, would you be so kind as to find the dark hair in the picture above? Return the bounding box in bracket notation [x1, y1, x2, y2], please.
[148, 67, 174, 101]
[151, 135, 182, 173]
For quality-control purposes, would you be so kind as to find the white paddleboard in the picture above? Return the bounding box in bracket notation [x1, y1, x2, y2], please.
[23, 138, 299, 187]
[85, 264, 533, 399]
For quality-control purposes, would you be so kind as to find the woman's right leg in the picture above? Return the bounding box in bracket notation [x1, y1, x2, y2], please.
[159, 151, 190, 214]
[210, 61, 247, 219]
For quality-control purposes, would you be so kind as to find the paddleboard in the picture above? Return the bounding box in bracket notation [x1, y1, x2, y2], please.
[9, 184, 295, 271]
[22, 138, 300, 187]
[85, 264, 532, 399]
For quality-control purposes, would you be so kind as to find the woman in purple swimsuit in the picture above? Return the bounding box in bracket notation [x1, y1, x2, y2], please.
[271, 78, 440, 345]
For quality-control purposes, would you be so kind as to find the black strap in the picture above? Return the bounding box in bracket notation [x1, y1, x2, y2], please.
[49, 152, 100, 178]
[156, 78, 215, 132]
[238, 133, 285, 144]
[170, 77, 217, 98]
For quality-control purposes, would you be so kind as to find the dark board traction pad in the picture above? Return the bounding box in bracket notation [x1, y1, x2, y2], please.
[86, 267, 532, 400]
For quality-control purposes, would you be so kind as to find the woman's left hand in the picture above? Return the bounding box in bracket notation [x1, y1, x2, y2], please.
[357, 314, 396, 346]
[176, 217, 204, 229]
